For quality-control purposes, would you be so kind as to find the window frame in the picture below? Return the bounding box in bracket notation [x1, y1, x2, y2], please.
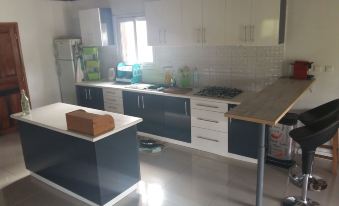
[117, 16, 154, 65]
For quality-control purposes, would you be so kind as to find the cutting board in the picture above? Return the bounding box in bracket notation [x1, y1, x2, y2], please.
[163, 88, 192, 94]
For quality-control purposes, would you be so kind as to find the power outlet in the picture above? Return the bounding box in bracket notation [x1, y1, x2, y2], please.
[325, 65, 334, 72]
[313, 65, 324, 73]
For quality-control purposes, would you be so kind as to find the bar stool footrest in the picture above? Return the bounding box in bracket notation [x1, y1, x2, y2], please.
[282, 196, 320, 206]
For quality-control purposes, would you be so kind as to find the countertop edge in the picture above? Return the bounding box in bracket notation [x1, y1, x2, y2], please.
[11, 112, 143, 143]
[75, 81, 254, 105]
[224, 78, 315, 125]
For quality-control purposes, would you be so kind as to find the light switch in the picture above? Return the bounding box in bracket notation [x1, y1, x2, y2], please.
[325, 65, 334, 72]
[313, 65, 324, 73]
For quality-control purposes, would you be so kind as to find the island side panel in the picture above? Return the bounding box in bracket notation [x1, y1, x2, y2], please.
[94, 126, 141, 205]
[18, 122, 102, 204]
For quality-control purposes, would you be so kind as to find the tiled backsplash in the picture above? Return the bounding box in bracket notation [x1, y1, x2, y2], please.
[143, 45, 284, 92]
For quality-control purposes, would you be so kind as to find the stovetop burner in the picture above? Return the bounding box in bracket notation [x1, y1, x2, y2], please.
[195, 86, 243, 99]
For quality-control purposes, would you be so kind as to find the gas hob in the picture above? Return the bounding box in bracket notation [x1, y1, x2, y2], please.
[194, 86, 243, 99]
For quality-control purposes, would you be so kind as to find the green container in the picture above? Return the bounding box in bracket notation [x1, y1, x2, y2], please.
[83, 47, 99, 55]
[86, 60, 100, 70]
[181, 78, 190, 88]
[87, 72, 101, 81]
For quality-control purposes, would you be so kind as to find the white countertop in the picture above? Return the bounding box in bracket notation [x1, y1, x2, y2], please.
[11, 103, 143, 142]
[75, 81, 256, 105]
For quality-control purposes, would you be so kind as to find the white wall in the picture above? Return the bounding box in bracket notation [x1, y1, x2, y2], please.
[0, 0, 70, 108]
[285, 0, 339, 110]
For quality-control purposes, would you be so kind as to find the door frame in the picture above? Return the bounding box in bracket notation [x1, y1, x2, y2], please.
[0, 22, 29, 98]
[0, 22, 30, 135]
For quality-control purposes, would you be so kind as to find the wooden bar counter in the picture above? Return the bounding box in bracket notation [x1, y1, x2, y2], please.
[224, 78, 315, 206]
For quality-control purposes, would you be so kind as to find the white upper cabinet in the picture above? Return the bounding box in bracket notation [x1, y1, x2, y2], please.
[145, 1, 163, 46]
[225, 0, 285, 46]
[225, 0, 252, 45]
[79, 8, 115, 47]
[202, 0, 226, 46]
[182, 0, 226, 46]
[182, 0, 203, 46]
[252, 0, 283, 46]
[145, 0, 182, 46]
[145, 0, 286, 46]
[162, 0, 183, 45]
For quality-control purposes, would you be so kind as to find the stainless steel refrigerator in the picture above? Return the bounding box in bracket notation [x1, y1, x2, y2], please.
[54, 39, 81, 105]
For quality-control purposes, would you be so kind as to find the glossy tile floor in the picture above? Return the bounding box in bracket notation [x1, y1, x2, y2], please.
[1, 133, 339, 206]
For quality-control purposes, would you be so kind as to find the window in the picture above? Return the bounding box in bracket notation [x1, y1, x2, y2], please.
[119, 17, 153, 64]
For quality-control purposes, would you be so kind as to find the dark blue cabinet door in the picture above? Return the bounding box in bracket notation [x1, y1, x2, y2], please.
[123, 91, 164, 136]
[76, 86, 87, 107]
[164, 97, 191, 143]
[88, 87, 104, 110]
[123, 91, 140, 117]
[140, 93, 165, 136]
[228, 104, 260, 159]
[76, 86, 104, 110]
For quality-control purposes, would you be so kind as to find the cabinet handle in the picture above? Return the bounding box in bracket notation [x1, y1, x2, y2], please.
[164, 29, 167, 44]
[137, 95, 140, 108]
[142, 96, 145, 109]
[196, 103, 219, 109]
[244, 25, 248, 42]
[184, 101, 188, 116]
[251, 25, 255, 42]
[84, 89, 88, 100]
[158, 30, 162, 44]
[197, 117, 219, 124]
[202, 27, 206, 43]
[105, 98, 117, 102]
[197, 28, 201, 43]
[88, 89, 92, 100]
[196, 136, 219, 143]
[105, 91, 116, 95]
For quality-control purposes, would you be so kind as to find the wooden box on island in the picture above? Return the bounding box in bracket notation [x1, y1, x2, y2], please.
[66, 109, 115, 137]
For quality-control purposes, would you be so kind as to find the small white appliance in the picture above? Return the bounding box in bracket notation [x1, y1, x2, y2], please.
[54, 39, 82, 105]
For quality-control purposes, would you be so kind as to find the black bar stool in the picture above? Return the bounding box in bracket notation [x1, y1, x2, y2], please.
[299, 99, 339, 126]
[290, 99, 339, 190]
[282, 120, 339, 206]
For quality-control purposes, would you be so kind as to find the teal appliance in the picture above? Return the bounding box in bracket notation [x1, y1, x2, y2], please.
[116, 63, 142, 84]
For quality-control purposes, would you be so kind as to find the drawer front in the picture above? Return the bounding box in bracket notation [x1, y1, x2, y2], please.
[191, 109, 228, 133]
[191, 99, 228, 113]
[104, 102, 124, 114]
[192, 127, 227, 155]
[104, 96, 123, 104]
[103, 88, 123, 99]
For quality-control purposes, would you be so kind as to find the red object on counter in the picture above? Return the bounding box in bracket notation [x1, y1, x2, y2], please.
[292, 61, 313, 80]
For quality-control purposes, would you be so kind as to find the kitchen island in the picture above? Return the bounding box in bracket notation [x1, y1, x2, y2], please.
[225, 78, 315, 206]
[11, 103, 143, 206]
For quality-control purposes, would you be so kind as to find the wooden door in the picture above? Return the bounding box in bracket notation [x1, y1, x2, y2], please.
[0, 23, 29, 135]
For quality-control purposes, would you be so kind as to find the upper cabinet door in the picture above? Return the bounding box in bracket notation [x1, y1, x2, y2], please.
[225, 0, 252, 45]
[202, 0, 226, 46]
[145, 1, 163, 46]
[79, 9, 102, 47]
[182, 0, 203, 46]
[79, 8, 114, 47]
[162, 0, 183, 45]
[252, 0, 282, 46]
